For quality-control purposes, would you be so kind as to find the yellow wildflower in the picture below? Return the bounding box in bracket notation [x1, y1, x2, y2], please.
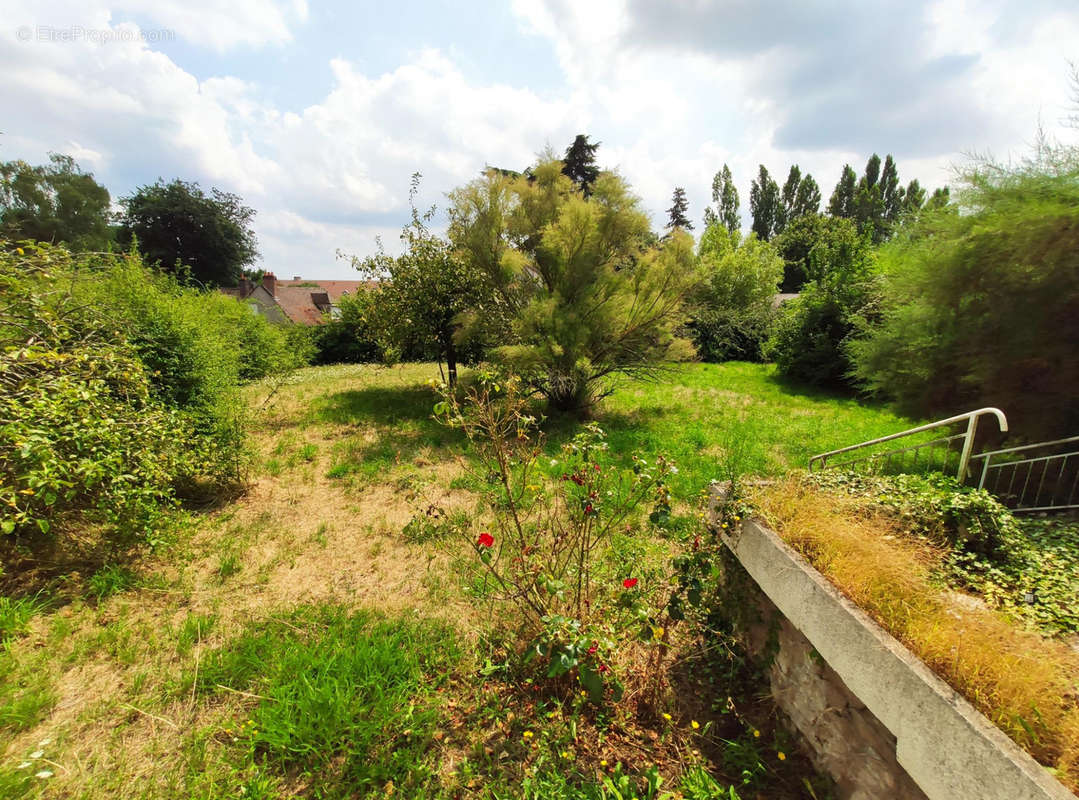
[522, 731, 533, 739]
[691, 720, 699, 729]
[777, 751, 786, 761]
[662, 713, 672, 721]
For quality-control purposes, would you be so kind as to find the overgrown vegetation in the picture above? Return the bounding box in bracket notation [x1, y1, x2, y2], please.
[749, 474, 1079, 790]
[849, 146, 1079, 439]
[765, 219, 874, 388]
[688, 225, 781, 363]
[1, 362, 861, 799]
[804, 471, 1079, 635]
[0, 242, 299, 564]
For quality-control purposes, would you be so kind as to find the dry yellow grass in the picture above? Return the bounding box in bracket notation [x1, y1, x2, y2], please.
[749, 476, 1079, 792]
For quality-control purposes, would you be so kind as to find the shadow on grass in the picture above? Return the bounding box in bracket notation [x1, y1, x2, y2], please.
[314, 384, 471, 480]
[313, 384, 439, 427]
[763, 370, 891, 411]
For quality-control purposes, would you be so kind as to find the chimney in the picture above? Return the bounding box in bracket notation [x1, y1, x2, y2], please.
[262, 272, 277, 297]
[238, 277, 253, 296]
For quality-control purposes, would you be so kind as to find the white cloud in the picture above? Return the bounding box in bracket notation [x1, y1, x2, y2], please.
[3, 0, 1077, 278]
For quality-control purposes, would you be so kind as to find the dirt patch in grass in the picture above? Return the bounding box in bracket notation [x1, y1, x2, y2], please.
[749, 476, 1079, 792]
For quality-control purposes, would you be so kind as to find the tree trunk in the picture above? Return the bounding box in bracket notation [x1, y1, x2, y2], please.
[444, 331, 458, 388]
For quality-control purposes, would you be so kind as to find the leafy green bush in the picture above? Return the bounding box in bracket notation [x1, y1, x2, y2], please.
[1, 241, 297, 547]
[688, 225, 781, 363]
[308, 290, 384, 365]
[772, 213, 853, 293]
[765, 221, 874, 387]
[848, 148, 1079, 439]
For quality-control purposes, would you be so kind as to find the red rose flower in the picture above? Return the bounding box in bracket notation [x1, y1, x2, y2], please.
[477, 532, 494, 548]
[598, 663, 609, 673]
[623, 578, 638, 589]
[587, 645, 597, 655]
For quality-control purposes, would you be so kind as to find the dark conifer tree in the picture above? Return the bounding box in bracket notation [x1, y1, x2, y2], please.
[561, 134, 601, 196]
[902, 179, 927, 215]
[665, 187, 693, 230]
[776, 165, 802, 234]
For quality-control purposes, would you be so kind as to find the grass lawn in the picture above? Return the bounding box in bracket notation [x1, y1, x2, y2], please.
[0, 361, 926, 799]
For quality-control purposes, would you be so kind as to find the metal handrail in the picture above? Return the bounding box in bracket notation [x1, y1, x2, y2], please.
[809, 407, 1009, 481]
[971, 435, 1079, 512]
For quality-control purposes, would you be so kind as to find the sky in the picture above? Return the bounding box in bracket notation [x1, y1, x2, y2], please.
[3, 0, 1078, 279]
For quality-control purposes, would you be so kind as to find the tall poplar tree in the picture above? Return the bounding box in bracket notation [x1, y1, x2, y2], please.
[828, 165, 857, 218]
[880, 155, 904, 223]
[793, 174, 822, 217]
[902, 179, 927, 215]
[749, 165, 781, 241]
[703, 164, 740, 234]
[776, 165, 802, 234]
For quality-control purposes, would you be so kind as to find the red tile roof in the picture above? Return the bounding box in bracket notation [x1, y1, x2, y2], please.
[276, 279, 375, 302]
[272, 279, 379, 325]
[220, 276, 380, 325]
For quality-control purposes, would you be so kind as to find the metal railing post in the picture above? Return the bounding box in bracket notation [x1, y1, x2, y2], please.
[957, 414, 979, 481]
[808, 408, 1008, 476]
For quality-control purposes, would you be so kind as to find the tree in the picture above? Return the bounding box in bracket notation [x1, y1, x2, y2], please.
[689, 223, 783, 362]
[902, 179, 926, 216]
[348, 175, 487, 386]
[793, 173, 822, 218]
[765, 221, 875, 387]
[776, 165, 801, 234]
[850, 148, 1079, 439]
[925, 186, 951, 211]
[773, 213, 859, 293]
[0, 154, 112, 250]
[703, 164, 740, 234]
[827, 164, 857, 218]
[880, 155, 904, 224]
[118, 179, 258, 287]
[561, 134, 601, 196]
[853, 154, 886, 241]
[665, 187, 693, 231]
[449, 159, 699, 412]
[749, 165, 781, 241]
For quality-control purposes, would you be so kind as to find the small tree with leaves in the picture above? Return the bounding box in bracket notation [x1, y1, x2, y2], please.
[345, 175, 488, 386]
[449, 160, 699, 413]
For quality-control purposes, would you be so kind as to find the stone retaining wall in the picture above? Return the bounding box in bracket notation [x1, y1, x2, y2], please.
[711, 491, 1073, 800]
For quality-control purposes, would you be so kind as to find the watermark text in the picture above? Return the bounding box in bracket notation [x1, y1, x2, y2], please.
[16, 25, 175, 45]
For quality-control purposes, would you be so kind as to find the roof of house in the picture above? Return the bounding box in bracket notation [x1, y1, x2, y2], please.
[224, 276, 379, 325]
[275, 279, 374, 303]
